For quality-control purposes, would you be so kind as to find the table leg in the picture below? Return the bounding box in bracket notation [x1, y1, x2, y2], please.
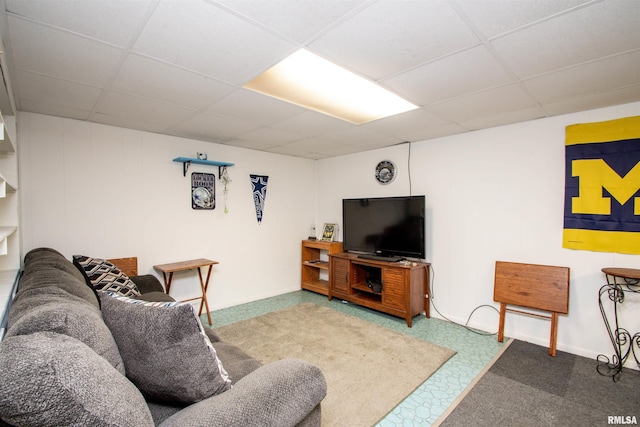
[197, 266, 213, 326]
[597, 279, 629, 381]
[549, 312, 558, 357]
[163, 272, 174, 295]
[498, 302, 506, 343]
[424, 265, 430, 318]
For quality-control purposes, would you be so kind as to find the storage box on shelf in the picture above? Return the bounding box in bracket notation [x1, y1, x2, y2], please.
[301, 240, 343, 296]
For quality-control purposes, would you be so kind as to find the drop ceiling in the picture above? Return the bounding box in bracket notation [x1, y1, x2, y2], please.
[1, 0, 638, 159]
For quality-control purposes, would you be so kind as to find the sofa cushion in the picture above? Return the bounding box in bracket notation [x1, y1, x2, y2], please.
[134, 291, 175, 303]
[0, 332, 154, 427]
[129, 274, 167, 294]
[73, 255, 141, 297]
[99, 292, 232, 404]
[7, 286, 99, 330]
[5, 301, 125, 374]
[16, 268, 100, 308]
[23, 248, 88, 283]
[211, 341, 262, 383]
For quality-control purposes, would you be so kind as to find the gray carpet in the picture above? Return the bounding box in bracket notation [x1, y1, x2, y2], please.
[440, 340, 640, 426]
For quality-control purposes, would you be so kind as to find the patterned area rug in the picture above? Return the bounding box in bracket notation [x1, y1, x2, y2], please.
[215, 302, 455, 427]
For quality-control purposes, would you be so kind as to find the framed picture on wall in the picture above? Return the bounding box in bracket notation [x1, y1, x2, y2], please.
[321, 223, 337, 242]
[191, 172, 215, 210]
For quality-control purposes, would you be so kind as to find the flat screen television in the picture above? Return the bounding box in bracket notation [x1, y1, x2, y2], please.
[342, 195, 425, 261]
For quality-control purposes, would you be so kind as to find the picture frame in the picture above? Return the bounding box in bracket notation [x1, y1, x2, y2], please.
[321, 223, 337, 242]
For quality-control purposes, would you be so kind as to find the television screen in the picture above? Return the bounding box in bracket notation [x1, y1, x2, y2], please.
[342, 195, 425, 260]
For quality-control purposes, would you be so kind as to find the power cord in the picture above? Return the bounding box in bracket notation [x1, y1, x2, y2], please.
[406, 142, 412, 196]
[409, 140, 497, 335]
[427, 264, 499, 336]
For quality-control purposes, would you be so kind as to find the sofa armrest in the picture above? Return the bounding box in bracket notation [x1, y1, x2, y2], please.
[129, 274, 165, 294]
[158, 359, 326, 427]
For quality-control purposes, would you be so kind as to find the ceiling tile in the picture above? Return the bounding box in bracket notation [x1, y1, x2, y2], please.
[363, 108, 466, 142]
[132, 0, 296, 84]
[13, 70, 100, 120]
[6, 0, 154, 47]
[453, 0, 592, 39]
[458, 105, 547, 131]
[312, 126, 403, 149]
[215, 0, 368, 43]
[274, 138, 360, 158]
[265, 143, 315, 158]
[524, 51, 640, 104]
[383, 45, 515, 106]
[8, 15, 123, 87]
[491, 1, 640, 78]
[111, 54, 235, 110]
[221, 137, 280, 151]
[270, 111, 354, 137]
[93, 92, 197, 132]
[309, 0, 479, 80]
[426, 84, 539, 123]
[169, 111, 260, 142]
[205, 89, 306, 125]
[542, 86, 640, 116]
[91, 111, 167, 135]
[235, 126, 303, 146]
[2, 0, 639, 160]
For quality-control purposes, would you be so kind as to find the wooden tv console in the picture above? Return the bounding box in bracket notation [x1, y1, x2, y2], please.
[328, 252, 430, 327]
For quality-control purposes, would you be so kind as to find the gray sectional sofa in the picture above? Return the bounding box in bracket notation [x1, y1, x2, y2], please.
[0, 247, 326, 426]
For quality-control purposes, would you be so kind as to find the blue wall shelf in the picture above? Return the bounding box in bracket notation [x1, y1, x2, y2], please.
[173, 157, 234, 177]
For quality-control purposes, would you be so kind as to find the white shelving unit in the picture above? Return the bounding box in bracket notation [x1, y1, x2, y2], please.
[0, 44, 19, 336]
[0, 112, 14, 153]
[0, 110, 17, 259]
[0, 172, 16, 198]
[0, 226, 17, 256]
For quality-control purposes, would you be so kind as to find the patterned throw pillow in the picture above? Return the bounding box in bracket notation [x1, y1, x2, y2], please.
[73, 255, 141, 297]
[98, 292, 232, 404]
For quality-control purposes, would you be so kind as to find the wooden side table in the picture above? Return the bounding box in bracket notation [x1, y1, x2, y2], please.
[494, 261, 570, 357]
[153, 258, 218, 325]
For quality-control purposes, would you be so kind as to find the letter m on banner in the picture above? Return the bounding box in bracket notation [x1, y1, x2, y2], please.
[563, 116, 640, 254]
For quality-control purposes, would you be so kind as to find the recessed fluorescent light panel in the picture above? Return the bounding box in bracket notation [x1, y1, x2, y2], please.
[244, 49, 418, 124]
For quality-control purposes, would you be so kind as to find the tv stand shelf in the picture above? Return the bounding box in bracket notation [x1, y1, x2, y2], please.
[301, 240, 343, 296]
[329, 252, 430, 327]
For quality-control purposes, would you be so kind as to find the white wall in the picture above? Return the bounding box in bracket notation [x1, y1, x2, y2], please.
[16, 103, 640, 366]
[18, 112, 316, 309]
[316, 102, 640, 366]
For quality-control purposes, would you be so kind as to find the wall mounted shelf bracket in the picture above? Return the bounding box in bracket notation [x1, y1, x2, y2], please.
[173, 157, 235, 177]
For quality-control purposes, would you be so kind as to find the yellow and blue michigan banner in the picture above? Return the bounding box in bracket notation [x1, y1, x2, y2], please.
[563, 116, 640, 254]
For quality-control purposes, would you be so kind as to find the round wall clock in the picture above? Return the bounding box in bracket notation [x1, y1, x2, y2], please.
[375, 160, 396, 184]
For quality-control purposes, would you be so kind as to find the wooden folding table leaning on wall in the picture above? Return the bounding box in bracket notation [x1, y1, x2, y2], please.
[153, 259, 219, 326]
[494, 261, 570, 356]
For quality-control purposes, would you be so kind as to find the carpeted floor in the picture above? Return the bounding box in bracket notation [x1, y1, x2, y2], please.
[215, 302, 455, 427]
[437, 340, 640, 426]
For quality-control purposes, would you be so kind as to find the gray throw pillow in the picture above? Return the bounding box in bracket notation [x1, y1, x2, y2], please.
[99, 292, 232, 404]
[0, 332, 154, 427]
[73, 255, 141, 297]
[5, 301, 125, 374]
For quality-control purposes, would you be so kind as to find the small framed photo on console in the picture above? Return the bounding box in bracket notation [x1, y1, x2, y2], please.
[321, 223, 337, 242]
